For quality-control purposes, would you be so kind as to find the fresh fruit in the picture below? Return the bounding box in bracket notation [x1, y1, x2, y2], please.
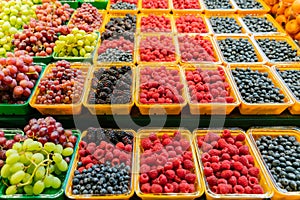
[140, 14, 172, 33]
[142, 0, 168, 9]
[203, 0, 233, 9]
[175, 15, 208, 33]
[209, 17, 243, 34]
[242, 15, 278, 33]
[235, 0, 264, 9]
[172, 0, 201, 9]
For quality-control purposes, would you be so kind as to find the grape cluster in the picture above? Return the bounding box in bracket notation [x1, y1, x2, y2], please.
[0, 138, 74, 195]
[0, 131, 24, 169]
[68, 3, 104, 33]
[0, 22, 18, 57]
[0, 54, 42, 104]
[23, 117, 78, 150]
[54, 28, 98, 58]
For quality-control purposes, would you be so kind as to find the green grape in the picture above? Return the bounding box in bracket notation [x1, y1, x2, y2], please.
[5, 185, 17, 195]
[26, 164, 35, 174]
[79, 48, 86, 56]
[35, 166, 46, 180]
[58, 35, 66, 41]
[3, 43, 11, 51]
[72, 48, 79, 56]
[44, 174, 54, 188]
[77, 40, 84, 46]
[49, 164, 55, 174]
[22, 173, 32, 184]
[44, 142, 56, 153]
[6, 153, 20, 165]
[52, 153, 63, 163]
[84, 53, 91, 58]
[23, 138, 34, 150]
[84, 39, 91, 46]
[2, 21, 10, 30]
[31, 153, 44, 164]
[17, 186, 24, 194]
[51, 177, 61, 189]
[24, 185, 33, 195]
[10, 162, 24, 173]
[72, 28, 79, 34]
[20, 152, 33, 165]
[27, 141, 42, 152]
[67, 46, 73, 54]
[12, 142, 22, 152]
[62, 147, 74, 157]
[58, 52, 65, 57]
[54, 165, 62, 175]
[84, 45, 92, 52]
[1, 164, 11, 178]
[6, 149, 17, 157]
[10, 170, 26, 185]
[33, 180, 45, 195]
[66, 34, 74, 43]
[75, 33, 84, 40]
[56, 160, 68, 172]
[0, 47, 6, 55]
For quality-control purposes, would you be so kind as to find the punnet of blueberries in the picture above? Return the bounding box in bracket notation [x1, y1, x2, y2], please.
[276, 69, 300, 101]
[232, 68, 285, 103]
[235, 0, 264, 9]
[111, 2, 137, 9]
[203, 0, 233, 9]
[256, 135, 300, 192]
[242, 15, 277, 33]
[217, 38, 259, 63]
[209, 17, 243, 34]
[256, 38, 300, 62]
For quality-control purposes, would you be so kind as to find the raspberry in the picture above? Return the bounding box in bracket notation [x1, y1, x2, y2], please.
[151, 184, 163, 193]
[125, 144, 132, 152]
[207, 149, 220, 157]
[252, 184, 264, 194]
[210, 156, 219, 163]
[211, 162, 220, 172]
[221, 170, 233, 179]
[220, 160, 231, 170]
[160, 152, 169, 159]
[211, 186, 218, 193]
[185, 173, 196, 184]
[179, 182, 190, 193]
[172, 182, 179, 192]
[86, 163, 94, 169]
[157, 165, 164, 174]
[82, 156, 93, 166]
[238, 176, 248, 187]
[93, 149, 104, 160]
[226, 137, 235, 144]
[211, 141, 218, 148]
[189, 184, 195, 193]
[174, 175, 182, 183]
[173, 158, 181, 169]
[241, 166, 248, 175]
[166, 145, 174, 151]
[173, 141, 180, 147]
[142, 138, 152, 150]
[173, 130, 182, 140]
[106, 143, 114, 152]
[119, 152, 129, 162]
[116, 142, 125, 150]
[143, 149, 152, 157]
[246, 155, 254, 164]
[218, 184, 232, 194]
[215, 171, 221, 178]
[197, 137, 204, 147]
[113, 148, 121, 157]
[218, 138, 228, 149]
[176, 168, 187, 179]
[244, 186, 252, 194]
[78, 166, 85, 173]
[164, 162, 173, 171]
[201, 152, 211, 163]
[227, 144, 239, 156]
[238, 156, 249, 166]
[79, 141, 87, 149]
[98, 141, 107, 149]
[232, 155, 240, 161]
[228, 176, 237, 186]
[221, 153, 230, 160]
[140, 173, 150, 184]
[180, 139, 190, 150]
[249, 177, 259, 186]
[162, 133, 170, 140]
[168, 150, 177, 158]
[79, 149, 86, 157]
[206, 132, 220, 142]
[217, 178, 227, 184]
[152, 178, 159, 185]
[203, 167, 213, 176]
[141, 183, 151, 193]
[140, 164, 151, 174]
[202, 142, 213, 152]
[236, 133, 246, 142]
[175, 146, 183, 154]
[183, 159, 194, 170]
[235, 141, 243, 148]
[249, 167, 260, 177]
[207, 175, 218, 186]
[153, 143, 164, 152]
[232, 161, 244, 171]
[86, 145, 96, 154]
[204, 162, 211, 168]
[233, 185, 245, 194]
[233, 170, 241, 178]
[153, 139, 161, 145]
[112, 158, 120, 166]
[165, 170, 176, 180]
[149, 132, 158, 141]
[164, 183, 174, 193]
[156, 155, 167, 166]
[158, 174, 168, 185]
[239, 145, 249, 155]
[162, 138, 172, 146]
[222, 129, 231, 138]
[183, 151, 193, 160]
[148, 169, 158, 179]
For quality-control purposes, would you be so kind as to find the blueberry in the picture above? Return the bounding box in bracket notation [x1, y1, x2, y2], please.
[242, 15, 277, 33]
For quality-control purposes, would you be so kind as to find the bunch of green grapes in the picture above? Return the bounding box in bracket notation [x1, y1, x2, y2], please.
[0, 138, 74, 195]
[0, 22, 18, 56]
[54, 28, 98, 58]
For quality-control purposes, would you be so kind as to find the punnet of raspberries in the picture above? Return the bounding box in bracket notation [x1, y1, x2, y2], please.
[139, 130, 198, 193]
[197, 129, 264, 195]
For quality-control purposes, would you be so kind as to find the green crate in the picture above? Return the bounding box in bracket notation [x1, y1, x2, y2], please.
[0, 130, 81, 200]
[0, 129, 25, 139]
[59, 0, 79, 9]
[0, 63, 46, 115]
[33, 55, 53, 65]
[79, 0, 108, 9]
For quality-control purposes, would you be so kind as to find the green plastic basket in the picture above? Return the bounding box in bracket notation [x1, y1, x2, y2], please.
[0, 130, 81, 200]
[33, 55, 53, 65]
[59, 0, 79, 9]
[0, 63, 46, 115]
[78, 0, 108, 9]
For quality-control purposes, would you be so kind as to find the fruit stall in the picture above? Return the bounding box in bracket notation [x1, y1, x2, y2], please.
[0, 0, 300, 199]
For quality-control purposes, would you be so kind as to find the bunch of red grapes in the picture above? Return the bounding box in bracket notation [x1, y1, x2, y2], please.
[0, 54, 42, 104]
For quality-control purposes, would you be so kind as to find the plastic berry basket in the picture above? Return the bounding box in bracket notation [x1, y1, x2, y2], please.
[135, 128, 204, 200]
[247, 126, 300, 200]
[136, 13, 176, 35]
[78, 0, 108, 9]
[235, 0, 270, 14]
[171, 0, 203, 14]
[106, 0, 138, 14]
[83, 64, 135, 115]
[53, 32, 100, 63]
[0, 63, 46, 115]
[205, 15, 248, 35]
[138, 0, 172, 14]
[271, 64, 300, 115]
[182, 64, 240, 115]
[135, 34, 180, 65]
[192, 128, 274, 200]
[177, 34, 222, 65]
[227, 64, 294, 115]
[173, 13, 212, 35]
[135, 64, 187, 115]
[0, 130, 81, 200]
[253, 35, 300, 66]
[65, 129, 136, 200]
[201, 0, 237, 14]
[29, 62, 91, 115]
[215, 35, 266, 65]
[239, 14, 286, 36]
